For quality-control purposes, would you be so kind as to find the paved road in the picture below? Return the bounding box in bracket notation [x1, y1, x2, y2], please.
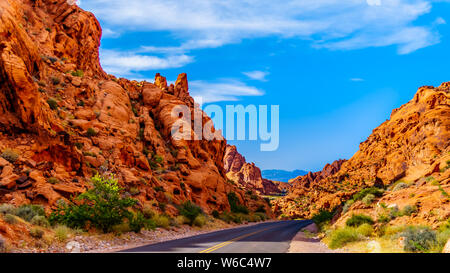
[121, 220, 313, 253]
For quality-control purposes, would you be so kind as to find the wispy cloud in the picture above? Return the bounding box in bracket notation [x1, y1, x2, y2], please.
[102, 28, 121, 38]
[81, 0, 447, 54]
[100, 49, 193, 77]
[350, 78, 365, 82]
[243, 71, 270, 81]
[189, 79, 264, 103]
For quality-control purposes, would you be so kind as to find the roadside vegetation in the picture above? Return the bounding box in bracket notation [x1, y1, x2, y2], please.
[0, 173, 269, 252]
[314, 186, 450, 252]
[323, 219, 450, 252]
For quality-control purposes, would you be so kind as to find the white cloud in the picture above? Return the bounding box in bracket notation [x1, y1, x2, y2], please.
[366, 0, 382, 6]
[243, 71, 270, 81]
[350, 78, 365, 82]
[100, 49, 194, 77]
[102, 28, 120, 38]
[80, 0, 448, 54]
[434, 17, 446, 25]
[189, 80, 264, 103]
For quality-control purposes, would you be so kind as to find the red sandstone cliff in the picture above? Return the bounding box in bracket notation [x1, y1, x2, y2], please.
[274, 84, 450, 225]
[224, 145, 289, 195]
[0, 0, 270, 219]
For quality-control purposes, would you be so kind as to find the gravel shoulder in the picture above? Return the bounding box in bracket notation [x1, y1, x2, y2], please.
[288, 223, 341, 253]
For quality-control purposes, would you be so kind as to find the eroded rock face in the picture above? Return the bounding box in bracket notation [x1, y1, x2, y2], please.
[0, 0, 269, 219]
[224, 145, 289, 195]
[274, 84, 450, 222]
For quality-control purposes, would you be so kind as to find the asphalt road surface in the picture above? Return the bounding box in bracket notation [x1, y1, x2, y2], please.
[121, 220, 313, 253]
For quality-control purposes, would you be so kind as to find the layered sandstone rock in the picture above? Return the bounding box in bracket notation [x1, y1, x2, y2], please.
[224, 145, 289, 195]
[274, 84, 450, 224]
[0, 0, 270, 225]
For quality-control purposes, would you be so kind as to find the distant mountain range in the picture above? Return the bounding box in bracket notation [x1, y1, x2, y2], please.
[261, 169, 308, 182]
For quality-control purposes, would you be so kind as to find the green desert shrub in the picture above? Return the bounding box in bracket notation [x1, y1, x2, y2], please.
[153, 214, 170, 229]
[219, 212, 234, 223]
[437, 228, 450, 251]
[29, 227, 44, 239]
[342, 200, 354, 213]
[346, 214, 374, 227]
[401, 226, 437, 252]
[362, 194, 375, 205]
[393, 182, 409, 191]
[328, 227, 362, 249]
[112, 222, 130, 234]
[30, 215, 49, 227]
[250, 213, 261, 222]
[377, 213, 391, 224]
[3, 214, 17, 225]
[15, 204, 45, 222]
[154, 155, 163, 164]
[47, 98, 58, 110]
[179, 201, 203, 225]
[352, 187, 384, 201]
[193, 215, 207, 227]
[401, 205, 418, 216]
[128, 212, 147, 233]
[1, 149, 19, 163]
[383, 225, 407, 237]
[142, 205, 156, 219]
[144, 218, 157, 230]
[0, 204, 15, 215]
[388, 206, 401, 219]
[49, 174, 137, 233]
[174, 215, 190, 226]
[356, 223, 374, 237]
[227, 192, 249, 214]
[86, 128, 97, 137]
[312, 209, 334, 227]
[47, 177, 59, 184]
[230, 213, 246, 224]
[254, 212, 267, 221]
[54, 225, 70, 242]
[212, 210, 220, 218]
[71, 70, 84, 77]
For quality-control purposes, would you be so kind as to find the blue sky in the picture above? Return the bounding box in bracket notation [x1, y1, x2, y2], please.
[80, 0, 450, 171]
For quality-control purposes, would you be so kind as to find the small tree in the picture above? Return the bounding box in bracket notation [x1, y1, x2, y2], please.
[50, 174, 137, 232]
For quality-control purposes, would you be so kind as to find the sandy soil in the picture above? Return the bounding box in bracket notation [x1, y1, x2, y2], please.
[288, 223, 342, 253]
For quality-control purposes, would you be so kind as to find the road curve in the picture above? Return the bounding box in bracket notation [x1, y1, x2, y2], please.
[121, 220, 313, 253]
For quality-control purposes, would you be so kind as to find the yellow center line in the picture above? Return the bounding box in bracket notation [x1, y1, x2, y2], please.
[199, 227, 272, 253]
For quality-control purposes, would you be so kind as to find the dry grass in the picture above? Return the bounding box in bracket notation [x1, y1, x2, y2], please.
[342, 237, 404, 253]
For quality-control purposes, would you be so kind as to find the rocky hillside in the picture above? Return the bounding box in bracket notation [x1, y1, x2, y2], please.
[274, 83, 450, 227]
[224, 145, 288, 195]
[0, 0, 270, 219]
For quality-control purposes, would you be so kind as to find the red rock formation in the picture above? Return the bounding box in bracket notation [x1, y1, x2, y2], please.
[274, 84, 450, 223]
[289, 159, 346, 189]
[224, 145, 289, 195]
[0, 0, 270, 221]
